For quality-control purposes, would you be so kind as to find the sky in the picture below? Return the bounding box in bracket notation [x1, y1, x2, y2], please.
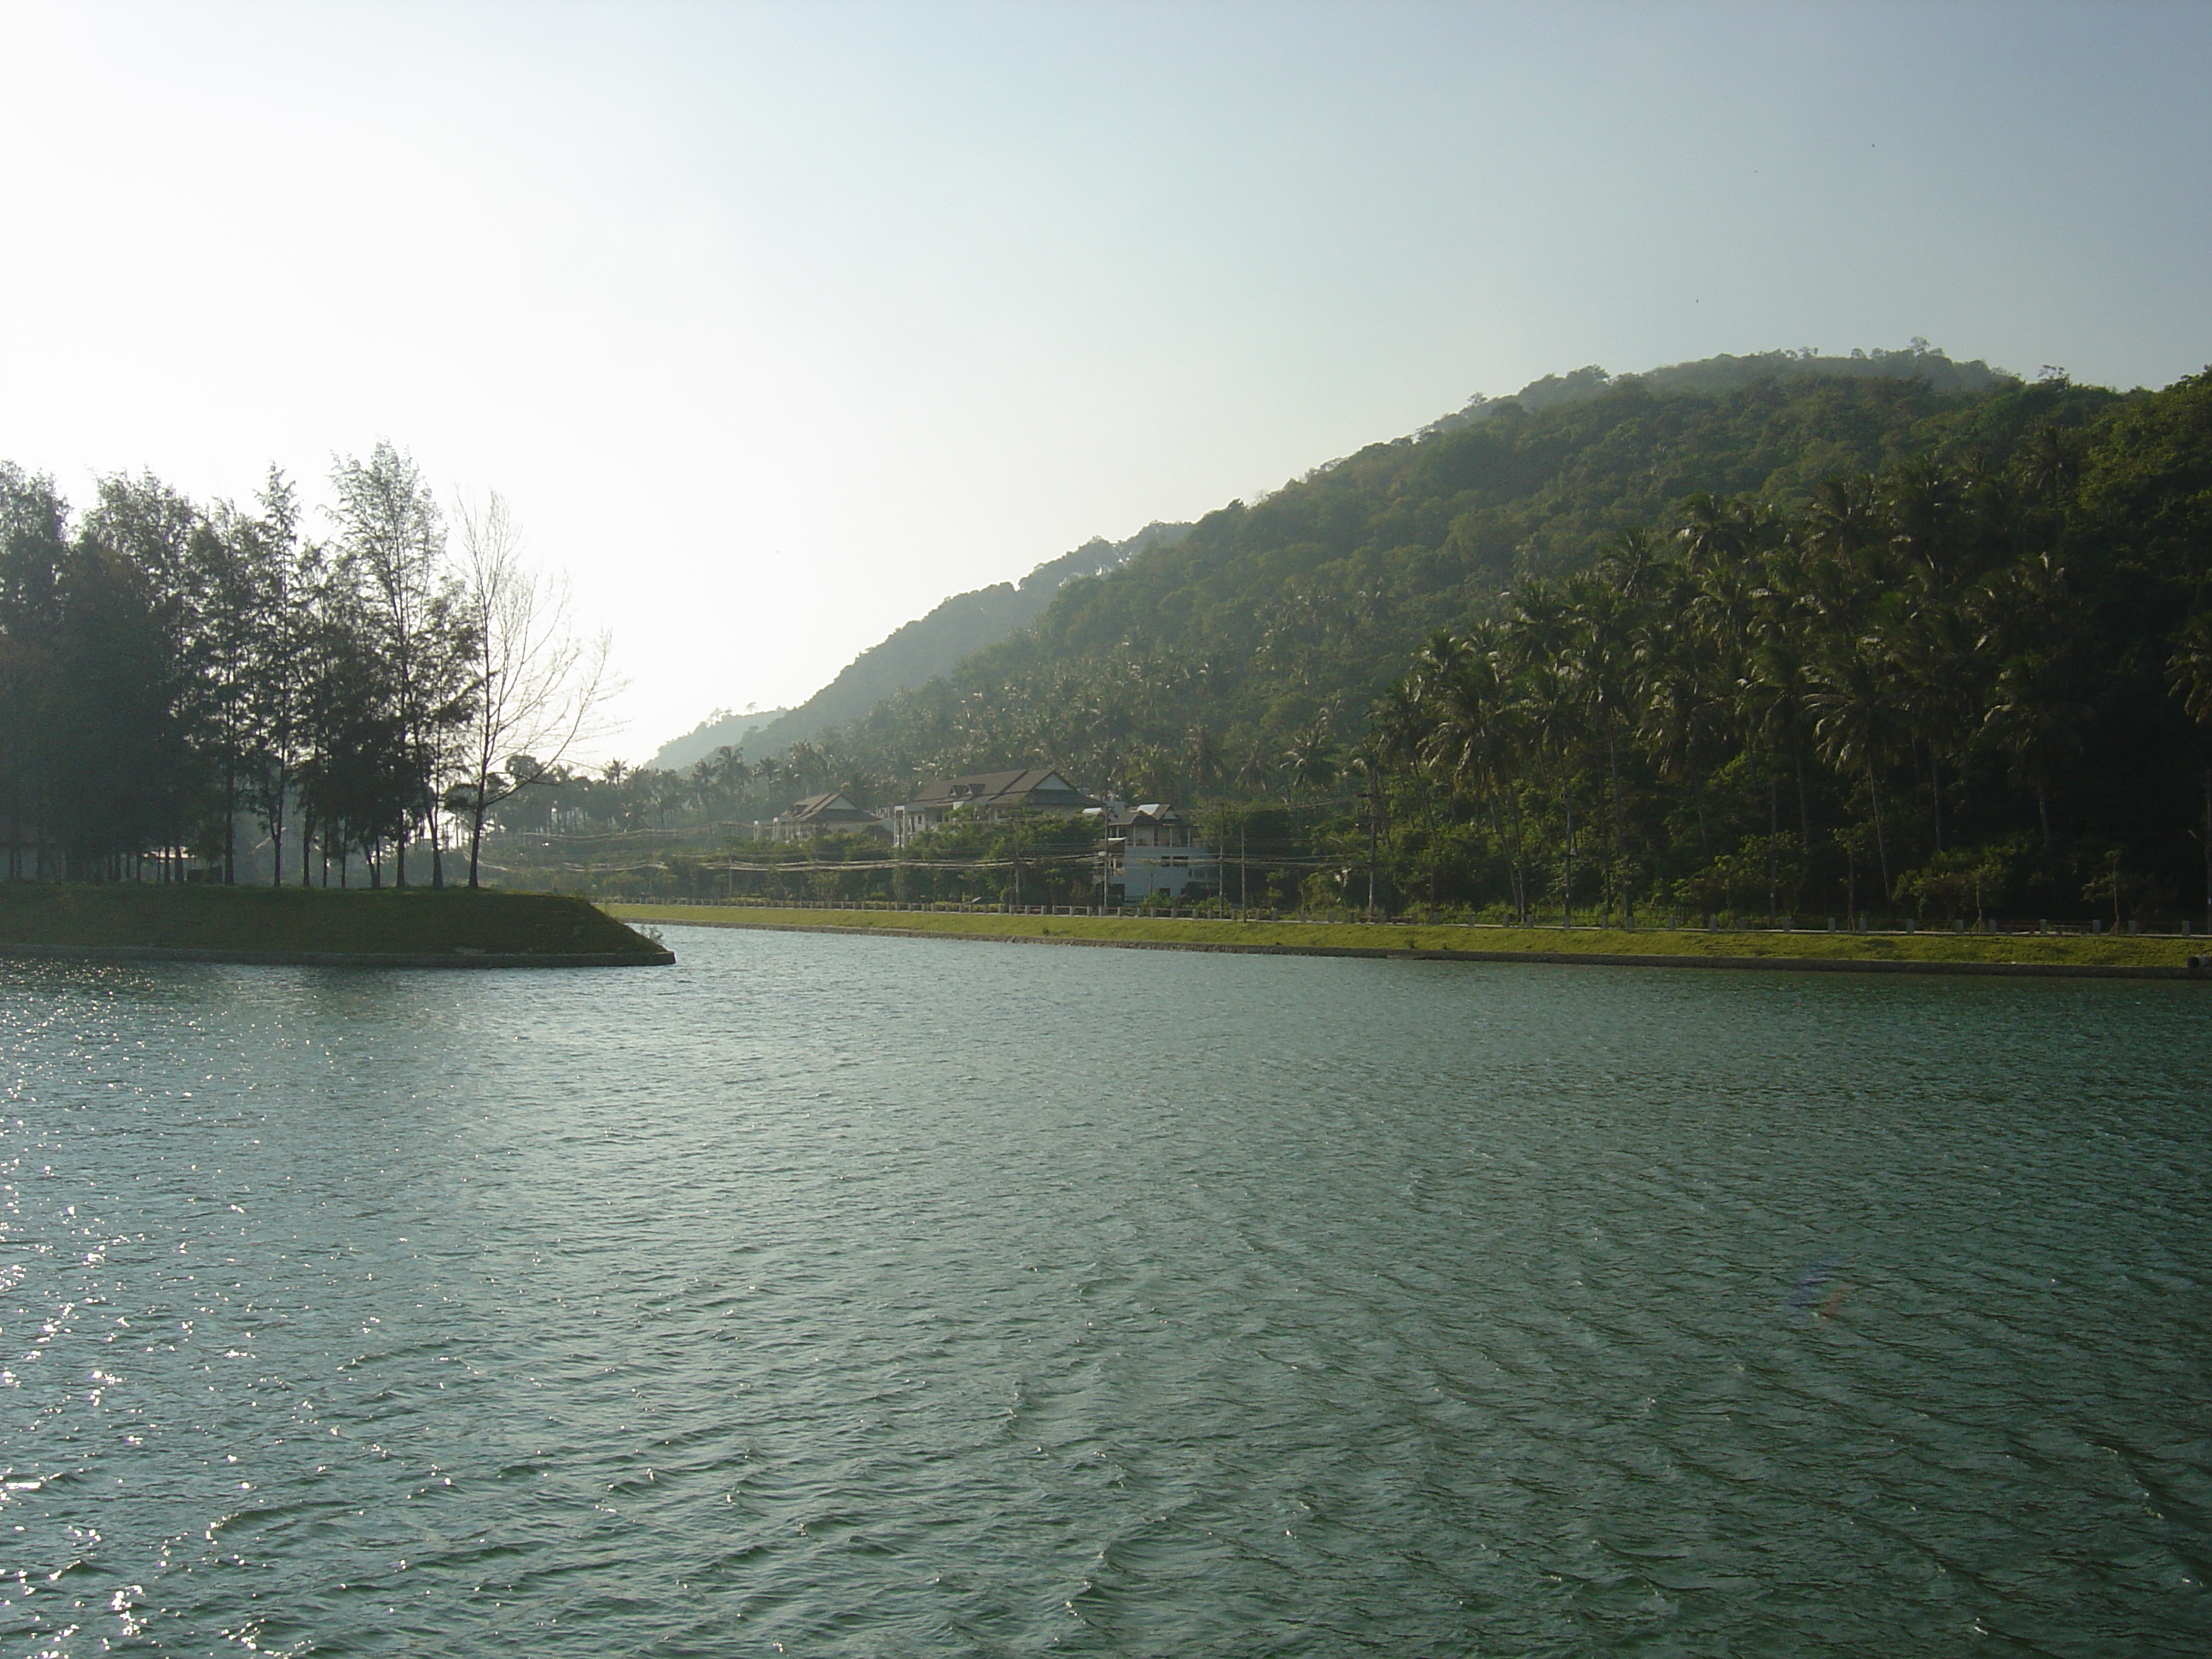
[3, 0, 2209, 761]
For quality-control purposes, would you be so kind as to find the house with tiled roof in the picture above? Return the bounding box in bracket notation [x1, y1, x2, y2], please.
[889, 769, 1099, 847]
[769, 791, 888, 842]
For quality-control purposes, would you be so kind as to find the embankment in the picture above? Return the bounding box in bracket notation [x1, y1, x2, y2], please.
[0, 884, 673, 967]
[609, 903, 2207, 980]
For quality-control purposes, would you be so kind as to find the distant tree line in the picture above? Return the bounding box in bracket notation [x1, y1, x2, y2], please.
[477, 739, 888, 843]
[0, 443, 608, 887]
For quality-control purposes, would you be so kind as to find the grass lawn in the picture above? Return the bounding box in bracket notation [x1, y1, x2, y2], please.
[608, 902, 2204, 970]
[0, 882, 664, 958]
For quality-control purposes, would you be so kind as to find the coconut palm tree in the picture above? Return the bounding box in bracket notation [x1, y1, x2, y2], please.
[783, 739, 824, 799]
[1232, 745, 1276, 799]
[1419, 626, 1531, 923]
[1810, 636, 1900, 906]
[1560, 573, 1639, 923]
[1510, 629, 1586, 925]
[1284, 727, 1338, 800]
[2167, 611, 2212, 924]
[1637, 629, 1724, 856]
[1184, 723, 1224, 800]
[2021, 422, 2082, 519]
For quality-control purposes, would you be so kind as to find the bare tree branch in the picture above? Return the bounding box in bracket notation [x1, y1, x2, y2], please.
[452, 491, 624, 887]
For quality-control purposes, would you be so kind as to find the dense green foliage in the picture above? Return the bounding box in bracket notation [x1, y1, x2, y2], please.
[652, 521, 1190, 771]
[0, 445, 591, 889]
[1369, 371, 2212, 928]
[806, 359, 2111, 795]
[677, 356, 2212, 927]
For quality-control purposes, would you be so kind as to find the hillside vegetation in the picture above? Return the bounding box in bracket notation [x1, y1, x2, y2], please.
[500, 346, 2212, 932]
[829, 346, 2105, 785]
[661, 521, 1190, 769]
[647, 707, 790, 776]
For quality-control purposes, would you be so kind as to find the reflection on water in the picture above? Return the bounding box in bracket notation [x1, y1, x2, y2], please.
[3, 930, 2209, 1655]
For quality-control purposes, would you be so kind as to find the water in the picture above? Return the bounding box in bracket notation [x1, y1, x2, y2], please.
[3, 926, 2209, 1656]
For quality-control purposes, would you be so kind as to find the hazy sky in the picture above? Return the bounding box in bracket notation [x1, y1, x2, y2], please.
[3, 1, 2208, 759]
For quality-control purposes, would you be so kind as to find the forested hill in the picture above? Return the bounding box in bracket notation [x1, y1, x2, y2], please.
[826, 346, 2096, 788]
[655, 520, 1189, 769]
[1421, 342, 2011, 435]
[743, 346, 2212, 930]
[646, 707, 789, 774]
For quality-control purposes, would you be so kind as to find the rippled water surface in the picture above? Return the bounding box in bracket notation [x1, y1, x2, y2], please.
[3, 925, 2209, 1656]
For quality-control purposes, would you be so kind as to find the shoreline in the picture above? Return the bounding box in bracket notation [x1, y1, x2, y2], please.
[0, 884, 673, 967]
[0, 941, 674, 969]
[611, 905, 2211, 981]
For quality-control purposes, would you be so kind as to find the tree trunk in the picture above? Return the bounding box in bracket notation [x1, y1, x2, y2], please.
[469, 798, 488, 889]
[1868, 760, 1891, 911]
[270, 771, 286, 887]
[1561, 788, 1574, 927]
[1504, 787, 1529, 924]
[1607, 731, 1626, 927]
[1366, 777, 1380, 920]
[1767, 771, 1780, 924]
[1482, 790, 1507, 918]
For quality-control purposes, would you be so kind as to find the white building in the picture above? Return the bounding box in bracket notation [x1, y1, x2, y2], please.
[1086, 800, 1218, 902]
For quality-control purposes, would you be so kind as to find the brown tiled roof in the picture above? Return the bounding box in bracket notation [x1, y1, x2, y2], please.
[905, 769, 1097, 810]
[777, 792, 878, 823]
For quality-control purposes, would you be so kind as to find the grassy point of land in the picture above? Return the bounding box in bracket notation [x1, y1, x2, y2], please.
[1, 883, 666, 959]
[611, 903, 2207, 972]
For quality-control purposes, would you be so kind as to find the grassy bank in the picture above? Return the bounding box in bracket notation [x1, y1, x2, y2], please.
[1, 882, 667, 959]
[610, 902, 2206, 971]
